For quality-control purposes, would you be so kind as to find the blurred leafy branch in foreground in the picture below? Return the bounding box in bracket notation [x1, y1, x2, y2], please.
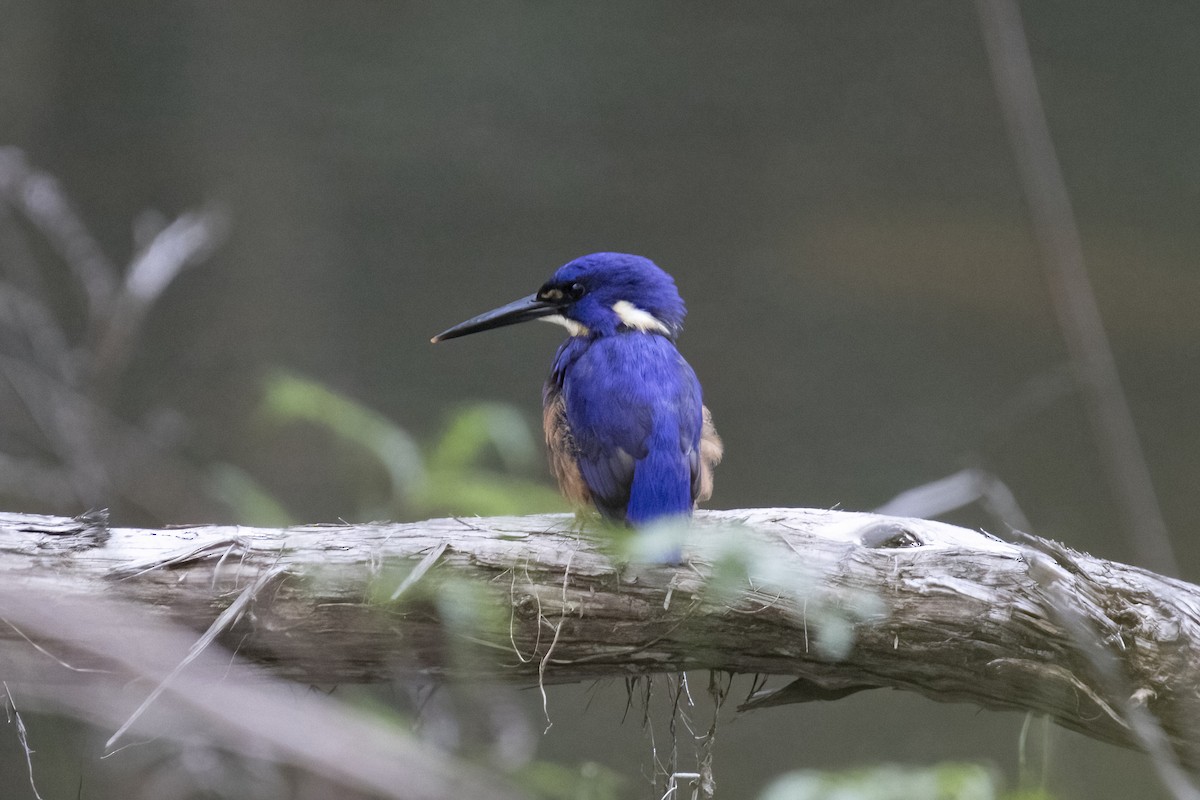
[212, 371, 565, 526]
[0, 146, 228, 521]
[759, 763, 1055, 800]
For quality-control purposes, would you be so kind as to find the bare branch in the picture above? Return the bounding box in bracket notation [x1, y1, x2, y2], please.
[0, 149, 229, 522]
[876, 467, 1033, 531]
[91, 207, 230, 382]
[1, 507, 1197, 776]
[976, 0, 1177, 575]
[3, 682, 45, 800]
[0, 282, 74, 381]
[0, 147, 118, 320]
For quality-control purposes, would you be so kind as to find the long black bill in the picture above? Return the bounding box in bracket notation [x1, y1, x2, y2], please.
[430, 293, 562, 343]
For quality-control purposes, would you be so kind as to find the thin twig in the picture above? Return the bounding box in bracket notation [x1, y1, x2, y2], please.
[538, 550, 573, 732]
[975, 0, 1177, 575]
[91, 208, 229, 383]
[508, 565, 533, 663]
[109, 535, 246, 579]
[0, 147, 118, 321]
[0, 282, 73, 381]
[3, 681, 45, 800]
[389, 542, 448, 601]
[2, 617, 114, 674]
[106, 565, 289, 750]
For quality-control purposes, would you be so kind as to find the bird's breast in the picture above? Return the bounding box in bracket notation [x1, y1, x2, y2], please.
[544, 333, 708, 523]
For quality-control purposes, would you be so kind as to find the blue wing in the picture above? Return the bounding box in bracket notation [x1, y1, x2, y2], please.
[549, 334, 706, 525]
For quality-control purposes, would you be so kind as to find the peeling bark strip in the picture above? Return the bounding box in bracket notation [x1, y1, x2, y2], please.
[0, 508, 1198, 769]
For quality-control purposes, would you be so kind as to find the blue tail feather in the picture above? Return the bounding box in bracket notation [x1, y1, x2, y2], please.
[626, 426, 693, 525]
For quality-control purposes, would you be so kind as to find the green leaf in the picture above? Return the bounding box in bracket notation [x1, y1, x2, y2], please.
[517, 761, 625, 800]
[415, 471, 566, 517]
[208, 463, 295, 527]
[760, 763, 1000, 800]
[262, 371, 425, 502]
[428, 401, 540, 473]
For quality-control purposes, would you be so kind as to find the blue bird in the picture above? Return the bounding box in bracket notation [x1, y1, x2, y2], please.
[431, 252, 722, 530]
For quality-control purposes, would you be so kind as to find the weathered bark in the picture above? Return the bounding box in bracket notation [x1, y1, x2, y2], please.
[1, 507, 1198, 771]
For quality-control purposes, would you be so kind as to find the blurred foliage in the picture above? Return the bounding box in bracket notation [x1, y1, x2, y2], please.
[0, 147, 228, 524]
[365, 558, 511, 675]
[758, 763, 1019, 800]
[208, 463, 295, 527]
[621, 520, 883, 661]
[516, 761, 625, 800]
[216, 371, 564, 524]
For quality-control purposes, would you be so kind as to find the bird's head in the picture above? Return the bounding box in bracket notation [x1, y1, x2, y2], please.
[431, 252, 687, 343]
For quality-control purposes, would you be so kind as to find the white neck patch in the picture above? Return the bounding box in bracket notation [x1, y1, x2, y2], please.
[539, 314, 590, 337]
[612, 300, 670, 335]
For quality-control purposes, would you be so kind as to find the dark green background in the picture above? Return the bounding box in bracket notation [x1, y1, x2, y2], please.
[3, 2, 1198, 798]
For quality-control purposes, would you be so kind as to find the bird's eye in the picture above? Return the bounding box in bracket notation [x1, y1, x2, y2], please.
[567, 282, 586, 299]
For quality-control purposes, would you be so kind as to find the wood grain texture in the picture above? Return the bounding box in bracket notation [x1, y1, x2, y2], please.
[1, 507, 1197, 769]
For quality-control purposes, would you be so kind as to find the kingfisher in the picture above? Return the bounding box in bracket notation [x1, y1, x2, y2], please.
[431, 252, 722, 531]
